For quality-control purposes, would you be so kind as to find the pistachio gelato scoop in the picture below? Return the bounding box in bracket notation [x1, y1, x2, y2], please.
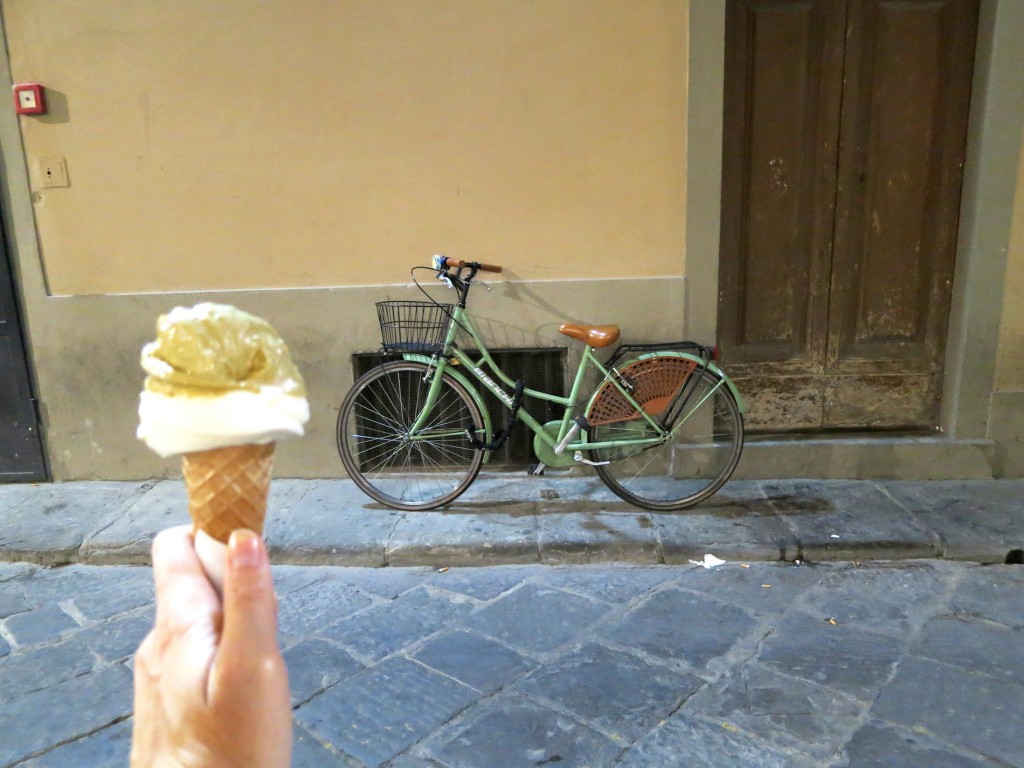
[137, 303, 309, 457]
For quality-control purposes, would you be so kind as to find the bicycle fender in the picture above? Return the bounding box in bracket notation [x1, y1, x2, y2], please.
[402, 354, 495, 453]
[598, 352, 746, 413]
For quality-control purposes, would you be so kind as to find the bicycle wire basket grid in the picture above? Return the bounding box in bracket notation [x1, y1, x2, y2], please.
[589, 356, 699, 425]
[376, 300, 455, 355]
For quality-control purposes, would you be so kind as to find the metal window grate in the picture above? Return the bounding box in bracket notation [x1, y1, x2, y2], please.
[352, 347, 567, 466]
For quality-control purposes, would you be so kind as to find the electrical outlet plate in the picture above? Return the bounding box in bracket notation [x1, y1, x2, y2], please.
[37, 157, 69, 189]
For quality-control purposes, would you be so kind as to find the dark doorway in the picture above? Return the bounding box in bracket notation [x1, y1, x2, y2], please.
[0, 224, 46, 481]
[717, 0, 979, 431]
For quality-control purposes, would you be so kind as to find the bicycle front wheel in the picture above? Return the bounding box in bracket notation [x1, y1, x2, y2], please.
[337, 361, 485, 510]
[590, 367, 743, 510]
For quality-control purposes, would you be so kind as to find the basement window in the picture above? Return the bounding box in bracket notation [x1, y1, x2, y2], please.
[351, 347, 568, 466]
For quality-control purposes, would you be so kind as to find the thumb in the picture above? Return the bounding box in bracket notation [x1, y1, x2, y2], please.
[219, 529, 280, 662]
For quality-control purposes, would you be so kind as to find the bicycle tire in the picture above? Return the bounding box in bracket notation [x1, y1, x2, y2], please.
[590, 366, 743, 510]
[337, 360, 485, 510]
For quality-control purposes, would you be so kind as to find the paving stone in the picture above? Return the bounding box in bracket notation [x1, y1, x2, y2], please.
[386, 756, 445, 768]
[533, 564, 677, 604]
[21, 719, 133, 768]
[62, 567, 155, 621]
[428, 694, 621, 768]
[884, 480, 1024, 562]
[388, 510, 539, 567]
[295, 657, 477, 767]
[764, 480, 941, 560]
[654, 487, 797, 564]
[0, 482, 145, 564]
[0, 581, 30, 621]
[871, 656, 1024, 766]
[0, 637, 97, 700]
[324, 586, 473, 661]
[842, 722, 1001, 768]
[79, 482, 189, 564]
[685, 663, 862, 758]
[0, 483, 37, 514]
[267, 480, 399, 567]
[270, 565, 328, 597]
[424, 564, 532, 601]
[77, 608, 154, 663]
[615, 712, 812, 768]
[413, 629, 533, 694]
[757, 612, 905, 701]
[600, 587, 754, 671]
[798, 562, 953, 636]
[283, 638, 364, 705]
[538, 511, 660, 564]
[0, 562, 37, 582]
[458, 582, 611, 656]
[465, 472, 624, 506]
[276, 575, 376, 643]
[915, 616, 1024, 684]
[515, 642, 704, 742]
[672, 561, 830, 616]
[0, 663, 133, 766]
[951, 565, 1024, 629]
[2, 603, 79, 647]
[348, 567, 440, 600]
[13, 563, 153, 622]
[291, 724, 351, 767]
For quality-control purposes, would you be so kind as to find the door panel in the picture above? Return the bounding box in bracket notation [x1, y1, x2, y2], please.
[719, 0, 979, 432]
[719, 0, 845, 372]
[0, 230, 46, 481]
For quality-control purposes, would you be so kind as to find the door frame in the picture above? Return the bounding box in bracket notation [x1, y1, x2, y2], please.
[686, 0, 1024, 444]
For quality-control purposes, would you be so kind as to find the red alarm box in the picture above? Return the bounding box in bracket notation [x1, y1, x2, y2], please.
[13, 84, 46, 115]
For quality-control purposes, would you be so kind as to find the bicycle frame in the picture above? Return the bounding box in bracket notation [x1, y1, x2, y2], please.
[402, 303, 739, 459]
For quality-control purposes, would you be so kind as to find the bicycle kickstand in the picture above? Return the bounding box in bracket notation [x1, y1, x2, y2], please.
[527, 462, 546, 477]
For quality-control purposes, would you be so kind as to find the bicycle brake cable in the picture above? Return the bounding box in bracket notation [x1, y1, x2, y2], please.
[410, 265, 472, 337]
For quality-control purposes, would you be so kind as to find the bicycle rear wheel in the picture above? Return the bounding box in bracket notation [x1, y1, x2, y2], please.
[337, 361, 485, 510]
[590, 367, 743, 510]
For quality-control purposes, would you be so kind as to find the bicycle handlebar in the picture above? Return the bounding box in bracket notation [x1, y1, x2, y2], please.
[435, 255, 503, 274]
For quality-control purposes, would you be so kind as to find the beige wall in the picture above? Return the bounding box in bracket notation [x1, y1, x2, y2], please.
[3, 0, 1023, 482]
[994, 130, 1024, 391]
[4, 0, 688, 295]
[0, 1, 692, 480]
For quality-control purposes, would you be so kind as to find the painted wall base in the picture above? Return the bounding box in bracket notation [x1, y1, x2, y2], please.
[734, 435, 994, 481]
[989, 391, 1024, 477]
[32, 276, 686, 481]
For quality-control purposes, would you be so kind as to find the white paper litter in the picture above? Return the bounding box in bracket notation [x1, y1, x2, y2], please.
[689, 554, 727, 569]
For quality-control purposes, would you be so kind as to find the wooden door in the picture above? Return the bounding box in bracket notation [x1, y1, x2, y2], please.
[717, 0, 979, 431]
[0, 226, 46, 481]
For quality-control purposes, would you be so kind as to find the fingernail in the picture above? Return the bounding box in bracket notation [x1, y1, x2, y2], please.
[228, 529, 264, 570]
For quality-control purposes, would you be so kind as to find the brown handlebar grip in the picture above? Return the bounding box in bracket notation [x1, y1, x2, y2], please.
[444, 258, 503, 273]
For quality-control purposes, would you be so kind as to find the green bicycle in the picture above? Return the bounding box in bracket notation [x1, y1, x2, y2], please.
[337, 256, 745, 511]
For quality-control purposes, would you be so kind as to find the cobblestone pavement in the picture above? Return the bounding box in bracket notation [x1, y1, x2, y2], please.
[1, 559, 1022, 767]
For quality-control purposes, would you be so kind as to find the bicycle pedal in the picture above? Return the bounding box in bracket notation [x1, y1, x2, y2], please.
[527, 462, 546, 476]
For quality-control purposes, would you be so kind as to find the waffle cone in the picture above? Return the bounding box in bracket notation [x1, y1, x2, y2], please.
[182, 442, 275, 544]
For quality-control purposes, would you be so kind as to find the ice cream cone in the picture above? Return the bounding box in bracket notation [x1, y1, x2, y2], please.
[137, 303, 307, 591]
[182, 441, 276, 542]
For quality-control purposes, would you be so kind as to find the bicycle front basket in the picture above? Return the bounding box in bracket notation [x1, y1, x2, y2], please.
[376, 300, 455, 355]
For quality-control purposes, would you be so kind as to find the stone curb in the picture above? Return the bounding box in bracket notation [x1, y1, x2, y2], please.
[1, 476, 1023, 568]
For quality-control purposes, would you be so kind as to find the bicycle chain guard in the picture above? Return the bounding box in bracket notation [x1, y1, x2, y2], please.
[533, 421, 577, 468]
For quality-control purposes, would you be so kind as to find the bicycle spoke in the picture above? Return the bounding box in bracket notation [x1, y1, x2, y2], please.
[338, 361, 484, 510]
[591, 367, 743, 510]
